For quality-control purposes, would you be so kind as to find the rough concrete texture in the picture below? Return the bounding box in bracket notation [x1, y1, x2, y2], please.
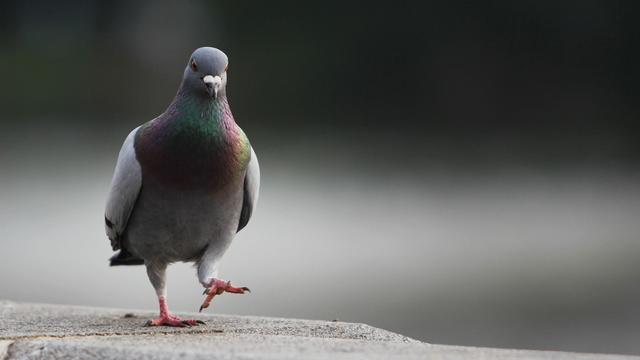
[0, 301, 637, 359]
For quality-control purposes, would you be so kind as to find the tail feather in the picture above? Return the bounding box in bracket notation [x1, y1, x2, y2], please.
[109, 249, 144, 266]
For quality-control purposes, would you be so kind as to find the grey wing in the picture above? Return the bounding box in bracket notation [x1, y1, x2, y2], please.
[104, 126, 142, 250]
[237, 146, 260, 232]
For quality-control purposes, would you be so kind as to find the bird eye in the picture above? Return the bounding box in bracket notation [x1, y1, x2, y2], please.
[190, 59, 198, 72]
[225, 65, 228, 73]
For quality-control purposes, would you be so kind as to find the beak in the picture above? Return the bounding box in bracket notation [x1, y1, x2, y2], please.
[203, 75, 222, 99]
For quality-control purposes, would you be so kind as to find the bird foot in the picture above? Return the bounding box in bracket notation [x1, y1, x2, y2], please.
[145, 313, 205, 327]
[199, 278, 250, 312]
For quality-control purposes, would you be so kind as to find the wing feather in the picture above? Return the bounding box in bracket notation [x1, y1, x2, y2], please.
[104, 126, 142, 250]
[237, 146, 260, 232]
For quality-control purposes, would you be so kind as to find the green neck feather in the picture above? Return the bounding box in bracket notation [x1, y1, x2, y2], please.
[135, 93, 251, 190]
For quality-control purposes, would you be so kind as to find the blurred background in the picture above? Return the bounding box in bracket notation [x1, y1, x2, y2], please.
[1, 0, 640, 355]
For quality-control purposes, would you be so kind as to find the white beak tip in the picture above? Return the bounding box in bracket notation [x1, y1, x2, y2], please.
[203, 75, 221, 85]
[203, 75, 214, 84]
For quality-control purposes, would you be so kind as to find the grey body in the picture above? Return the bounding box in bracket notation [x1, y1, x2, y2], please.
[124, 176, 243, 266]
[105, 126, 260, 296]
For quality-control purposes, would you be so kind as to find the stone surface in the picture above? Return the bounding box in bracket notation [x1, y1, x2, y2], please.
[0, 340, 12, 359]
[0, 301, 637, 359]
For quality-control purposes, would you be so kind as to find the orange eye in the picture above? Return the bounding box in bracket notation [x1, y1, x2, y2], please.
[190, 59, 198, 71]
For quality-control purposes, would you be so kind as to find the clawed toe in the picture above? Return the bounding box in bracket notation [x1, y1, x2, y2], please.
[145, 316, 205, 327]
[199, 279, 250, 312]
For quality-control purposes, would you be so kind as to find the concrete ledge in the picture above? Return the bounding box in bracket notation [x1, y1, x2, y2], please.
[0, 301, 637, 359]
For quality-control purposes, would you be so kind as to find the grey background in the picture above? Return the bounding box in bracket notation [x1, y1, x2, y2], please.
[1, 1, 640, 355]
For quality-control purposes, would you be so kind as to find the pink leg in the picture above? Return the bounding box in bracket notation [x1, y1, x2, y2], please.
[199, 279, 250, 312]
[146, 296, 205, 327]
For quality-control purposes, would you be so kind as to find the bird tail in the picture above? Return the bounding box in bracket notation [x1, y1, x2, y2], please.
[109, 249, 144, 266]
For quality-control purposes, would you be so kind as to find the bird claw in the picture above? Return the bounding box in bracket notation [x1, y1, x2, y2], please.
[145, 316, 205, 327]
[198, 278, 250, 312]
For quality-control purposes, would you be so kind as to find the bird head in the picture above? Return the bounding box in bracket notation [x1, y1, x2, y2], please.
[182, 47, 229, 100]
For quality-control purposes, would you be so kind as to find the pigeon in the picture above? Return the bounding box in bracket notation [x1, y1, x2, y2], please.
[104, 47, 260, 327]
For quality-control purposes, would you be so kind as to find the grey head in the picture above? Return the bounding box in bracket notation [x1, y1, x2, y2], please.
[181, 47, 229, 100]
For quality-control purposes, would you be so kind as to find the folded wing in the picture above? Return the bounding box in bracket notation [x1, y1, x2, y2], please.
[237, 146, 260, 232]
[104, 126, 142, 251]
